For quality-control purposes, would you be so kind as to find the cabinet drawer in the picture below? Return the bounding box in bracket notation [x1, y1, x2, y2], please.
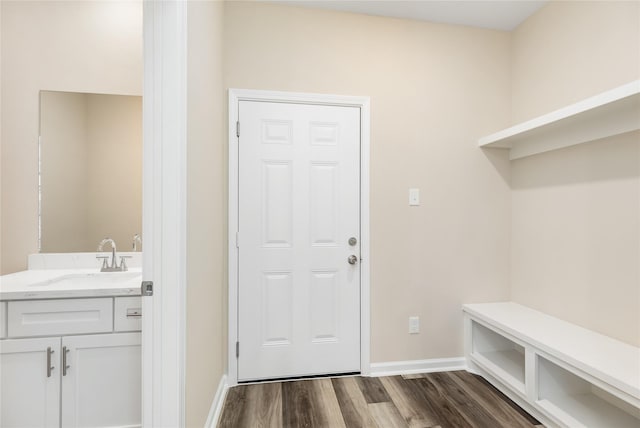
[0, 302, 6, 338]
[7, 298, 113, 337]
[114, 297, 142, 332]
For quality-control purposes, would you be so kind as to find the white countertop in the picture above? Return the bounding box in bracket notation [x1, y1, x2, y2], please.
[0, 268, 142, 300]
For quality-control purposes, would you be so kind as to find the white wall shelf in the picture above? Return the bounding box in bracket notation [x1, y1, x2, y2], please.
[478, 80, 640, 160]
[463, 302, 640, 428]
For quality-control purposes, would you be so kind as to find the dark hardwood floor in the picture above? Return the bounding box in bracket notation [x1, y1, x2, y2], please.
[218, 371, 543, 428]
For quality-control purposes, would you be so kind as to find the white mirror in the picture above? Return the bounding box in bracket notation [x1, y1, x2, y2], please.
[39, 91, 142, 253]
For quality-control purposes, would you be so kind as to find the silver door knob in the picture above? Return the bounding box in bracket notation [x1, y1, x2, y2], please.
[348, 255, 358, 265]
[348, 237, 357, 246]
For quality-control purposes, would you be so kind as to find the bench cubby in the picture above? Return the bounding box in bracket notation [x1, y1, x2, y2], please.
[463, 302, 640, 428]
[470, 321, 526, 395]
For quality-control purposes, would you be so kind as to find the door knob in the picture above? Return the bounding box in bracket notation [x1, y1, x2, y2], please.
[348, 237, 357, 246]
[348, 255, 358, 265]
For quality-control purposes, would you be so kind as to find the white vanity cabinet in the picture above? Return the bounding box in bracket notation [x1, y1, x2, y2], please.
[61, 333, 141, 428]
[0, 296, 142, 428]
[0, 337, 61, 427]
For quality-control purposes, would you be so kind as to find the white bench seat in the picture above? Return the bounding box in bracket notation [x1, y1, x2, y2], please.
[463, 302, 640, 428]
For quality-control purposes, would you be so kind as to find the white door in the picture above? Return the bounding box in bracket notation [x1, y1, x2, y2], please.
[61, 333, 141, 427]
[237, 100, 361, 381]
[0, 337, 61, 428]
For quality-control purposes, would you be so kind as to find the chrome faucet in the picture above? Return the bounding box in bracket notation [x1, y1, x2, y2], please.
[132, 233, 142, 251]
[97, 237, 129, 272]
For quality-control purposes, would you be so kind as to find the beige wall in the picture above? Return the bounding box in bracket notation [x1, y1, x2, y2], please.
[511, 0, 640, 123]
[5, 3, 637, 426]
[0, 0, 142, 274]
[185, 1, 226, 426]
[510, 0, 640, 346]
[224, 1, 512, 363]
[0, 0, 2, 272]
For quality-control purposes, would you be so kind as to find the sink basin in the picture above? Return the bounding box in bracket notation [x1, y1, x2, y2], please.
[32, 271, 141, 289]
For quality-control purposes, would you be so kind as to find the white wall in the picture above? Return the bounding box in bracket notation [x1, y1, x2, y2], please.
[224, 1, 512, 363]
[510, 0, 640, 346]
[0, 0, 142, 274]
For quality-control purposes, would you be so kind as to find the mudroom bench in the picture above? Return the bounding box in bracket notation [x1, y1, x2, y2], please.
[463, 302, 640, 428]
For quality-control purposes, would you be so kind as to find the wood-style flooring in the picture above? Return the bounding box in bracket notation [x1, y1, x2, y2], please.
[218, 370, 543, 428]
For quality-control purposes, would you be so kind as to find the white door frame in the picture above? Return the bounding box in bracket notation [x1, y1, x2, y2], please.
[142, 1, 187, 426]
[227, 89, 371, 386]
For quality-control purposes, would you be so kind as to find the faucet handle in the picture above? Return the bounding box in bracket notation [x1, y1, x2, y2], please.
[119, 256, 132, 272]
[96, 256, 109, 270]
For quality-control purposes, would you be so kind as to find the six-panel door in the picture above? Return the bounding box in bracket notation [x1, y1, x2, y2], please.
[238, 101, 361, 381]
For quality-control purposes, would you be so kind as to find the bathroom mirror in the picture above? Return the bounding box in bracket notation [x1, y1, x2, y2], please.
[39, 91, 142, 253]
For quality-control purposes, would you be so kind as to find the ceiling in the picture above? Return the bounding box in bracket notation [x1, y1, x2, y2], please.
[269, 0, 548, 31]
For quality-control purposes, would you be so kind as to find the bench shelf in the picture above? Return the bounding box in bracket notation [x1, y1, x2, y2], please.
[470, 321, 526, 395]
[463, 302, 640, 428]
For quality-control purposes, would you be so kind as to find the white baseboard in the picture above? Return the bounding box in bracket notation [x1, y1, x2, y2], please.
[204, 374, 228, 428]
[369, 357, 466, 377]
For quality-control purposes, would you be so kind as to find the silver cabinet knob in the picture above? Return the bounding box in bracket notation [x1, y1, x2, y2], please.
[348, 255, 358, 265]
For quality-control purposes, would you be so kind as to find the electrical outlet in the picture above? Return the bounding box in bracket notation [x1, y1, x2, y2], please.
[409, 316, 420, 334]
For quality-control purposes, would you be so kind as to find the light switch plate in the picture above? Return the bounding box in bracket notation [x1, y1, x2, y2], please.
[409, 188, 420, 206]
[409, 316, 420, 334]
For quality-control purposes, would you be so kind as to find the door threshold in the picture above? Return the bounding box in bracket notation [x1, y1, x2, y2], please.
[238, 371, 361, 385]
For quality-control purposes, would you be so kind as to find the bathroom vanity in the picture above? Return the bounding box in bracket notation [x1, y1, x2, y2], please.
[0, 255, 142, 428]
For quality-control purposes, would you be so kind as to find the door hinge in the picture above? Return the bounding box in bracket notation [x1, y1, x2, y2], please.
[236, 232, 239, 248]
[236, 341, 239, 358]
[236, 121, 240, 138]
[141, 281, 154, 296]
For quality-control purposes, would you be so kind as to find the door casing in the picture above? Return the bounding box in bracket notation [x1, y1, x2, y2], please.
[228, 89, 371, 386]
[142, 1, 188, 426]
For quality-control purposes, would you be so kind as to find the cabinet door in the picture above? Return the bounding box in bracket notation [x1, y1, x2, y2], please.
[0, 337, 61, 428]
[61, 332, 141, 428]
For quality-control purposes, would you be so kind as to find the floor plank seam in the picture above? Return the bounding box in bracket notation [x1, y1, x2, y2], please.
[217, 371, 543, 428]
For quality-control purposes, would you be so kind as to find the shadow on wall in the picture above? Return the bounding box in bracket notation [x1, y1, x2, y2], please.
[479, 146, 512, 185]
[510, 130, 640, 190]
